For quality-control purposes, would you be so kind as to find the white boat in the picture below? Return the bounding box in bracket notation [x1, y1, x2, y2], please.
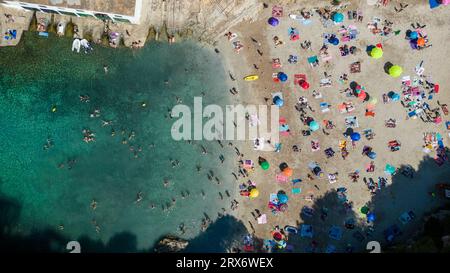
[72, 39, 81, 53]
[80, 39, 90, 49]
[57, 23, 65, 36]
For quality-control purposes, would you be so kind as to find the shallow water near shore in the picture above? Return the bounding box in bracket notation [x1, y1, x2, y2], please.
[0, 32, 236, 251]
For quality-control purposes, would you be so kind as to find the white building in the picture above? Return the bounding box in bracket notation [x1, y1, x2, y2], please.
[1, 0, 143, 24]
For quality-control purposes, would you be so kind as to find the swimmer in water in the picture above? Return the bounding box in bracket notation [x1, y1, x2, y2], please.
[215, 177, 221, 185]
[111, 129, 116, 136]
[135, 191, 143, 204]
[103, 65, 108, 74]
[101, 120, 113, 127]
[201, 190, 206, 198]
[200, 145, 208, 155]
[172, 197, 176, 204]
[91, 199, 97, 210]
[196, 165, 202, 172]
[163, 178, 170, 187]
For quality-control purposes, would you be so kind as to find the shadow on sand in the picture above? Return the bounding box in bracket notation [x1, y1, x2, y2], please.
[295, 155, 450, 252]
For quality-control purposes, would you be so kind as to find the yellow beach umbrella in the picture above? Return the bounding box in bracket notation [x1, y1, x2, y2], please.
[371, 47, 383, 59]
[250, 188, 259, 198]
[389, 65, 403, 78]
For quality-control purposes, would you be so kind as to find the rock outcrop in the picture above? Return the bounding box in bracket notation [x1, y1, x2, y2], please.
[154, 235, 189, 253]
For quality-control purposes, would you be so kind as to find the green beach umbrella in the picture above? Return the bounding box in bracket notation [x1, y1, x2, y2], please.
[360, 206, 369, 215]
[261, 161, 270, 170]
[389, 65, 403, 78]
[371, 47, 383, 59]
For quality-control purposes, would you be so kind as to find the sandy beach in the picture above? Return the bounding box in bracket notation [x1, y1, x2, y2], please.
[218, 0, 450, 251]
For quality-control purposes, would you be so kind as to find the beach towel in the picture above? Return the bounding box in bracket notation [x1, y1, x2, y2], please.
[272, 58, 282, 68]
[276, 174, 288, 184]
[257, 214, 267, 224]
[292, 188, 302, 194]
[300, 225, 313, 238]
[274, 143, 282, 152]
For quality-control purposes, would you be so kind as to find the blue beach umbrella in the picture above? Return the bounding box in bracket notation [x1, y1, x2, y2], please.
[351, 132, 361, 141]
[367, 212, 376, 223]
[277, 72, 288, 82]
[333, 12, 344, 23]
[278, 193, 289, 204]
[268, 17, 279, 26]
[309, 120, 320, 131]
[409, 31, 418, 40]
[273, 96, 284, 107]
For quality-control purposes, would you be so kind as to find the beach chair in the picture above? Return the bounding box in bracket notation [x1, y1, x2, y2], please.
[301, 206, 315, 218]
[300, 225, 314, 238]
[272, 6, 283, 17]
[307, 56, 319, 68]
[272, 58, 282, 68]
[328, 226, 343, 240]
[350, 61, 361, 73]
[320, 102, 330, 113]
[294, 74, 306, 86]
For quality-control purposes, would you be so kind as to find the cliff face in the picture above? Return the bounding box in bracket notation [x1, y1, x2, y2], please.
[142, 0, 262, 42]
[0, 0, 263, 47]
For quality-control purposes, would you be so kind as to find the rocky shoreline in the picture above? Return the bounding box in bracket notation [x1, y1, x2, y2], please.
[0, 0, 262, 48]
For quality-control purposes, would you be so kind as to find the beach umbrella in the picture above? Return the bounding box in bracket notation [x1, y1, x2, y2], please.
[345, 128, 354, 137]
[370, 47, 383, 59]
[417, 37, 425, 47]
[409, 31, 418, 40]
[368, 151, 377, 159]
[391, 93, 400, 101]
[389, 65, 403, 78]
[300, 80, 310, 90]
[279, 162, 289, 171]
[332, 12, 344, 23]
[360, 206, 369, 215]
[273, 231, 283, 241]
[249, 188, 259, 198]
[358, 91, 367, 101]
[351, 132, 361, 141]
[278, 193, 289, 204]
[273, 96, 284, 107]
[367, 212, 376, 223]
[309, 120, 320, 131]
[368, 96, 378, 105]
[261, 161, 270, 170]
[268, 17, 279, 26]
[283, 167, 293, 177]
[277, 72, 288, 82]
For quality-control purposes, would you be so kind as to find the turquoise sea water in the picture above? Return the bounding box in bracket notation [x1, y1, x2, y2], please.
[0, 33, 235, 251]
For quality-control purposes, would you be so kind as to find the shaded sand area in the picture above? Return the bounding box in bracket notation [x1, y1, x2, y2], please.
[218, 1, 450, 252]
[0, 32, 239, 251]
